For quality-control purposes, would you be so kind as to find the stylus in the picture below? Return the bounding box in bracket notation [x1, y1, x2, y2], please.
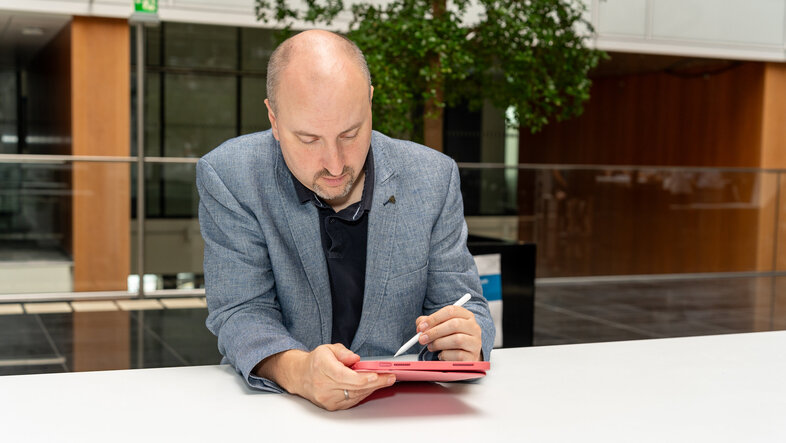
[393, 293, 473, 357]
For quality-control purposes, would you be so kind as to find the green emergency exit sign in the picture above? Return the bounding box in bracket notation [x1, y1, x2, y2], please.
[134, 0, 158, 13]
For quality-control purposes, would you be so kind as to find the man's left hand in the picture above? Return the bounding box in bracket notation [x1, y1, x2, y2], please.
[415, 305, 482, 361]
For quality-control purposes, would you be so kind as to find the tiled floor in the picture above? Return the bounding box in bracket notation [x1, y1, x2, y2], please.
[0, 299, 221, 376]
[0, 276, 783, 376]
[534, 275, 785, 345]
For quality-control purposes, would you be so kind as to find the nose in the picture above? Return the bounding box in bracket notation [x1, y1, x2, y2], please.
[322, 140, 344, 176]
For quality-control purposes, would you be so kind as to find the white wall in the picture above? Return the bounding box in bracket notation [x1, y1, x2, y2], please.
[2, 0, 784, 60]
[588, 0, 786, 61]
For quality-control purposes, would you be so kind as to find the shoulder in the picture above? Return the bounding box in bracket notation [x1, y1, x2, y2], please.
[198, 130, 281, 190]
[200, 130, 278, 172]
[197, 130, 282, 204]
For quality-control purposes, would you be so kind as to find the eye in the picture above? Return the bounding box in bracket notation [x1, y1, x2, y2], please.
[299, 137, 318, 145]
[341, 132, 358, 140]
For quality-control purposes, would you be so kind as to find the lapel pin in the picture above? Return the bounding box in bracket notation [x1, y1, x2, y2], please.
[383, 195, 396, 206]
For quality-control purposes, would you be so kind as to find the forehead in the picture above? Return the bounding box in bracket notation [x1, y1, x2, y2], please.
[276, 70, 370, 133]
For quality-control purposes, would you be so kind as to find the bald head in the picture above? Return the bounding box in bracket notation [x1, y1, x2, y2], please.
[266, 30, 372, 114]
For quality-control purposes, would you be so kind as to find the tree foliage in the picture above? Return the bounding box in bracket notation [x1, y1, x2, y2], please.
[255, 0, 604, 142]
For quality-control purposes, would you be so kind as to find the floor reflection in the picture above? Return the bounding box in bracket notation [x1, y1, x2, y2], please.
[0, 302, 221, 376]
[534, 275, 786, 345]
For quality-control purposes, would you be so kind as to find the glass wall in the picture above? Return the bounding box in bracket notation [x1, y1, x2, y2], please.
[0, 70, 15, 154]
[1, 21, 784, 297]
[0, 63, 74, 296]
[129, 23, 276, 291]
[460, 166, 783, 278]
[0, 22, 279, 298]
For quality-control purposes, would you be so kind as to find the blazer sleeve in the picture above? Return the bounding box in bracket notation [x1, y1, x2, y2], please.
[197, 158, 308, 393]
[419, 161, 496, 361]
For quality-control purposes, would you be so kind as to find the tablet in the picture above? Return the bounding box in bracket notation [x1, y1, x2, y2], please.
[351, 360, 490, 382]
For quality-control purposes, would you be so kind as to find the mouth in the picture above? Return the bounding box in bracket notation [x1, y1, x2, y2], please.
[319, 174, 346, 187]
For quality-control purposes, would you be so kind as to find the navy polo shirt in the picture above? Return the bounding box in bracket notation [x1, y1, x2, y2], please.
[292, 149, 374, 348]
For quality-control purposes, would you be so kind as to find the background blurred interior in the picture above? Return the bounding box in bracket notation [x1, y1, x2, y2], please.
[0, 0, 784, 375]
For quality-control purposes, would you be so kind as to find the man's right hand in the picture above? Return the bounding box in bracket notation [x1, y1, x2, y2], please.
[254, 344, 395, 411]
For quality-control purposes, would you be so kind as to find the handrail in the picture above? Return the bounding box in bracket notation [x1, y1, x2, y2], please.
[456, 162, 786, 174]
[2, 154, 784, 172]
[0, 154, 138, 163]
[0, 288, 205, 303]
[0, 154, 199, 164]
[1, 153, 783, 303]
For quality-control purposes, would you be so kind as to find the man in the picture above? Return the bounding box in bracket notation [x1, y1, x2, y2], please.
[197, 30, 495, 411]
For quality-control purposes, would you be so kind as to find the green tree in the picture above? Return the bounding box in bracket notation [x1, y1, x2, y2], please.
[256, 0, 604, 151]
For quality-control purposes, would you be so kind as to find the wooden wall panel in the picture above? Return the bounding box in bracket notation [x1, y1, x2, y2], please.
[519, 62, 773, 277]
[520, 62, 766, 167]
[70, 16, 130, 371]
[71, 16, 130, 292]
[759, 63, 786, 272]
[760, 63, 786, 170]
[780, 178, 786, 272]
[532, 170, 764, 277]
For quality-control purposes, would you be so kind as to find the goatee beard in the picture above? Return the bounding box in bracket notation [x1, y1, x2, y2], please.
[312, 166, 355, 201]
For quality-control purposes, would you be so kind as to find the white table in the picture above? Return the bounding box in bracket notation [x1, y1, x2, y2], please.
[1, 331, 785, 442]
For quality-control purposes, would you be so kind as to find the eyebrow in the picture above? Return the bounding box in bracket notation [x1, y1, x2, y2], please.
[293, 122, 362, 138]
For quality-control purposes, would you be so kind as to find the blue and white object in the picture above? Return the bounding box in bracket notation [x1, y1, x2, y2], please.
[474, 254, 502, 348]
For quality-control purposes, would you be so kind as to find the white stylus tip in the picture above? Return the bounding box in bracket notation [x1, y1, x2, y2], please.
[393, 332, 421, 357]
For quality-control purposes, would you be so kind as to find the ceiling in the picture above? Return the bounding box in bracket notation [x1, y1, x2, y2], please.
[0, 11, 70, 68]
[0, 11, 742, 77]
[591, 52, 738, 78]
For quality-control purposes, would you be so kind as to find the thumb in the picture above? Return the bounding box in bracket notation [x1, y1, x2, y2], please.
[329, 343, 360, 366]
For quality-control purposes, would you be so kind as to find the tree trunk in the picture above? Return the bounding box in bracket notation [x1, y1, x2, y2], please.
[424, 0, 446, 152]
[423, 72, 444, 152]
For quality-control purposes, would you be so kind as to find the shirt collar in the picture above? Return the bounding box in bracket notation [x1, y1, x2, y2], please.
[291, 147, 375, 213]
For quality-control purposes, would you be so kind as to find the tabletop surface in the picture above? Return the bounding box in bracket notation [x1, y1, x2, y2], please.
[1, 331, 785, 442]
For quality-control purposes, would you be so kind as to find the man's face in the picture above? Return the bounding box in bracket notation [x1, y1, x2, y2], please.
[266, 61, 373, 203]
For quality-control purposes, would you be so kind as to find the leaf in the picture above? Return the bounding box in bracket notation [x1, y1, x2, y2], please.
[254, 0, 604, 138]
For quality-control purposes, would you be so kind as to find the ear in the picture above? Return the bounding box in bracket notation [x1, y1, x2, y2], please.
[369, 85, 374, 102]
[264, 98, 280, 141]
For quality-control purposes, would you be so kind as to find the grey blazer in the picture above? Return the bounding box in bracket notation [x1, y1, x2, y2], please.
[197, 130, 495, 392]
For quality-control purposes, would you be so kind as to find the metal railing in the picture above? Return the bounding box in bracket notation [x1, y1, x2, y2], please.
[1, 154, 784, 301]
[0, 152, 203, 302]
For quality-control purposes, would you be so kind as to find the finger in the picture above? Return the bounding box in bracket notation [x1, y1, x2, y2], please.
[327, 375, 394, 411]
[437, 349, 478, 362]
[312, 374, 389, 411]
[426, 333, 480, 355]
[314, 347, 378, 388]
[332, 382, 392, 411]
[417, 305, 474, 333]
[324, 363, 381, 389]
[419, 316, 480, 344]
[342, 380, 392, 403]
[349, 383, 393, 403]
[327, 343, 361, 366]
[338, 373, 396, 392]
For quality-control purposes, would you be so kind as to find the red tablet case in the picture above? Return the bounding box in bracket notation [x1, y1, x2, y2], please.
[351, 360, 490, 382]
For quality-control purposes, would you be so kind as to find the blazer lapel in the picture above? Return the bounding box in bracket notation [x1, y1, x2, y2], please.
[351, 138, 399, 352]
[274, 149, 332, 344]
